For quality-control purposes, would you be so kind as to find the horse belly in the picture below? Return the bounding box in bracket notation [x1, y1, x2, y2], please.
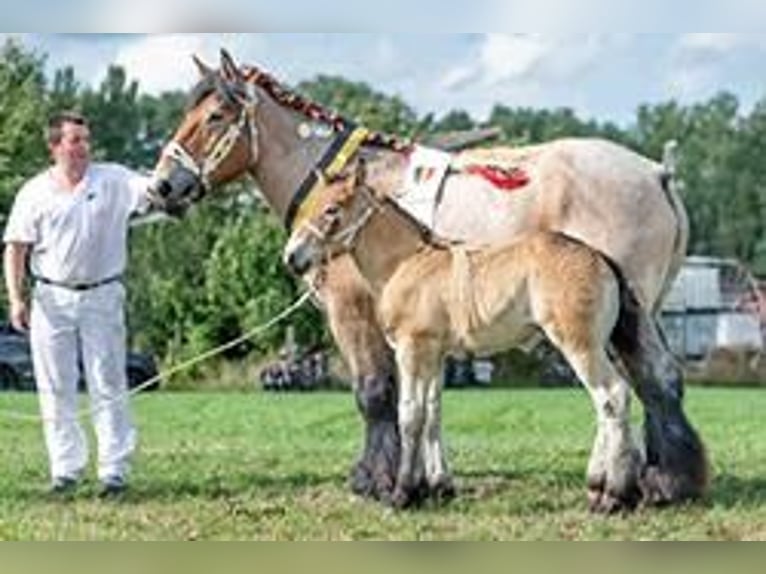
[455, 299, 538, 356]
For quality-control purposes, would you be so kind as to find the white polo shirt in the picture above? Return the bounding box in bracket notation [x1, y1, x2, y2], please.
[3, 163, 151, 285]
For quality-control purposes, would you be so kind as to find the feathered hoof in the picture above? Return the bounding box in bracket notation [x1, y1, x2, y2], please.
[428, 479, 457, 505]
[638, 465, 706, 508]
[388, 486, 416, 510]
[349, 460, 396, 501]
[587, 473, 641, 515]
[588, 485, 641, 515]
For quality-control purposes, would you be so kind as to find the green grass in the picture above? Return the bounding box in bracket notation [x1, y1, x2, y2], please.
[0, 387, 764, 540]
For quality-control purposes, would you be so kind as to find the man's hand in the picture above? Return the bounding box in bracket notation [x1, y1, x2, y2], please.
[9, 298, 29, 332]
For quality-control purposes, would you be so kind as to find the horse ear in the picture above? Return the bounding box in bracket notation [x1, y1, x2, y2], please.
[314, 169, 330, 187]
[220, 49, 243, 83]
[192, 54, 214, 78]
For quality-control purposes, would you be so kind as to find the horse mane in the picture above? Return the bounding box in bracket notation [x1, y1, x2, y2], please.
[244, 66, 413, 152]
[186, 64, 412, 153]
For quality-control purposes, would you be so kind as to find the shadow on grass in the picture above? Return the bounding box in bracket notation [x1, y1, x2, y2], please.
[127, 469, 348, 503]
[455, 467, 586, 514]
[8, 469, 347, 505]
[707, 473, 766, 509]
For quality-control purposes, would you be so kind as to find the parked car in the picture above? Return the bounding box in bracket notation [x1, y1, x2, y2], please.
[259, 346, 329, 392]
[0, 323, 160, 392]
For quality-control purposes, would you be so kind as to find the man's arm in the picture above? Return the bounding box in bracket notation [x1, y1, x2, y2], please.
[4, 242, 30, 331]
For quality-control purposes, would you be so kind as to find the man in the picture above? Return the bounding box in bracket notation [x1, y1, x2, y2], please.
[3, 111, 152, 497]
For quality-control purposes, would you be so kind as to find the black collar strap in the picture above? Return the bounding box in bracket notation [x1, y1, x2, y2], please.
[285, 124, 369, 231]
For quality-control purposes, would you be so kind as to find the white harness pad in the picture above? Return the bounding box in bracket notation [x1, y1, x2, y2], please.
[393, 145, 452, 229]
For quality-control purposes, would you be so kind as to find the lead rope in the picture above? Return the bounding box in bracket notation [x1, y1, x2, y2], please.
[0, 290, 312, 424]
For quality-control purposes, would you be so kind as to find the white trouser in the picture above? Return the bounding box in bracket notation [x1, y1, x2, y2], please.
[30, 281, 136, 482]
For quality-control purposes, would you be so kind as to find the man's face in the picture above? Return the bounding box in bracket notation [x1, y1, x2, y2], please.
[50, 121, 91, 172]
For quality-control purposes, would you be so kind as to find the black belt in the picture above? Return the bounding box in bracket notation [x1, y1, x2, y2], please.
[34, 274, 123, 291]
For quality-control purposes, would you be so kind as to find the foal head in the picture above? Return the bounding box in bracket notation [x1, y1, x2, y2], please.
[150, 49, 260, 216]
[283, 162, 381, 276]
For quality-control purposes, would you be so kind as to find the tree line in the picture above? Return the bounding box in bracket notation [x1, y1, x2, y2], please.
[1, 39, 764, 382]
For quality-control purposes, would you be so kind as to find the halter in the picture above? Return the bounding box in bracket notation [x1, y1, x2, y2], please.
[161, 82, 260, 195]
[304, 184, 382, 254]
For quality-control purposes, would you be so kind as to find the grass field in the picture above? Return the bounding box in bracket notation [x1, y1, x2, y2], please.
[0, 387, 764, 540]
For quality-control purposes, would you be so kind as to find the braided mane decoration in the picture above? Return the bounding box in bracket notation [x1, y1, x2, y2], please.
[240, 64, 413, 153]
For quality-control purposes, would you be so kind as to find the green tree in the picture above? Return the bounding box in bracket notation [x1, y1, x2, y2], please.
[432, 109, 475, 133]
[48, 65, 81, 112]
[297, 75, 420, 136]
[0, 39, 48, 219]
[80, 65, 144, 167]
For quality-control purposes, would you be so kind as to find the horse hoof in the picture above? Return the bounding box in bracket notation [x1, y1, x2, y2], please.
[590, 484, 641, 515]
[639, 465, 701, 507]
[350, 463, 375, 498]
[587, 487, 604, 513]
[389, 487, 414, 510]
[349, 460, 396, 501]
[430, 480, 457, 505]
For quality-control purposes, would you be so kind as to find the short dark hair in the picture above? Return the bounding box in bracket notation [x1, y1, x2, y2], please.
[46, 111, 89, 145]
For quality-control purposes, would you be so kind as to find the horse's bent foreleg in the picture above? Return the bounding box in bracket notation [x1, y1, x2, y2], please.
[615, 313, 708, 506]
[315, 258, 400, 501]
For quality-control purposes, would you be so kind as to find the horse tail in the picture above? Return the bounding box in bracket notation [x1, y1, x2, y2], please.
[600, 253, 642, 358]
[654, 140, 690, 315]
[602, 250, 709, 503]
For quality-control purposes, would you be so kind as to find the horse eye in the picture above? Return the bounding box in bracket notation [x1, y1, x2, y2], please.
[207, 111, 225, 125]
[323, 204, 341, 218]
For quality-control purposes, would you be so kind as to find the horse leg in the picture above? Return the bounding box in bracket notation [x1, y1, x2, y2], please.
[614, 311, 708, 506]
[316, 258, 400, 501]
[559, 344, 643, 513]
[422, 363, 455, 504]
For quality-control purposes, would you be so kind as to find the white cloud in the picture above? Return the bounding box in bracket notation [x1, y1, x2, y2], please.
[677, 33, 743, 53]
[110, 34, 265, 95]
[667, 33, 766, 100]
[479, 34, 551, 84]
[440, 65, 476, 91]
[440, 34, 608, 93]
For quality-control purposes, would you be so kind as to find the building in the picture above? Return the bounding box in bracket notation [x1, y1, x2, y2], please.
[660, 256, 764, 361]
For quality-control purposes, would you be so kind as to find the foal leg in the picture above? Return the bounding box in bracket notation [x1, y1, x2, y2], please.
[422, 367, 455, 504]
[561, 346, 643, 513]
[389, 339, 439, 509]
[614, 312, 708, 506]
[316, 258, 400, 501]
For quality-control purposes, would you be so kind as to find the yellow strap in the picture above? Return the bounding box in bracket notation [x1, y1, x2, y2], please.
[292, 127, 369, 230]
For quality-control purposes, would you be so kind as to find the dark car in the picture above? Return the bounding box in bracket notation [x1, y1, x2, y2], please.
[0, 323, 160, 392]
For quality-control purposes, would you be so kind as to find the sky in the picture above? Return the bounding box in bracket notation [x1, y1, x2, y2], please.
[6, 33, 766, 126]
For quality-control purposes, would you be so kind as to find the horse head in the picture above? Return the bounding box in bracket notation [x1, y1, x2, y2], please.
[150, 49, 261, 216]
[284, 160, 381, 276]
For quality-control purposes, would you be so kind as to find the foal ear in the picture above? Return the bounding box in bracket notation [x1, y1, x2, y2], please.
[192, 54, 214, 78]
[220, 49, 243, 83]
[353, 158, 367, 187]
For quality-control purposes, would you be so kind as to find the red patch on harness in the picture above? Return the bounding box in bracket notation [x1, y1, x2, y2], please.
[465, 165, 530, 191]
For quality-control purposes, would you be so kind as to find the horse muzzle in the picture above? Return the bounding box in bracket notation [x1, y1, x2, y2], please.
[148, 169, 204, 217]
[284, 248, 313, 277]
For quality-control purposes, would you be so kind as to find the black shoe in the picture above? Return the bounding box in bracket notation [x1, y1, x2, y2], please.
[98, 476, 127, 499]
[49, 476, 79, 496]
